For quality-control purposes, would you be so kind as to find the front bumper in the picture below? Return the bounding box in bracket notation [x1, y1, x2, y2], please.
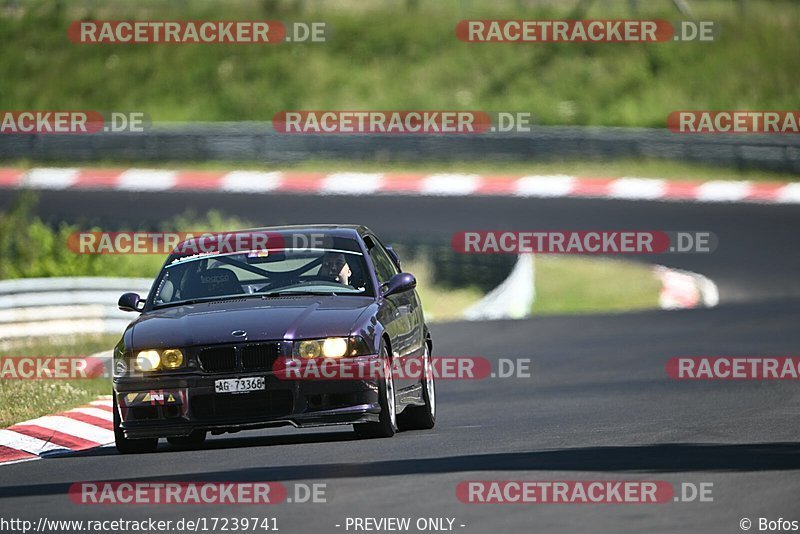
[114, 370, 382, 439]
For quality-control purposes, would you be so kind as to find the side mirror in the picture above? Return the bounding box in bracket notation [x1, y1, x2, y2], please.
[118, 292, 144, 312]
[385, 245, 401, 269]
[382, 273, 416, 297]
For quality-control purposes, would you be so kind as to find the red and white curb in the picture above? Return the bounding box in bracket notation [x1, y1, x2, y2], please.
[653, 265, 719, 310]
[1, 168, 799, 204]
[0, 395, 113, 466]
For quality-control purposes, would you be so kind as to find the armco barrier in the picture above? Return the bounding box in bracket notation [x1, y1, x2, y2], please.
[0, 277, 151, 339]
[0, 123, 798, 172]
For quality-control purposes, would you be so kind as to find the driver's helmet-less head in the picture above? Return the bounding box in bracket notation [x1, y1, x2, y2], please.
[320, 252, 348, 282]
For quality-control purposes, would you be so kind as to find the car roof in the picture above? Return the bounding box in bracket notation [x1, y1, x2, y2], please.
[230, 224, 370, 237]
[172, 224, 372, 253]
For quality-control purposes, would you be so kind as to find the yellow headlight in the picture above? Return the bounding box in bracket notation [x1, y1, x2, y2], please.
[322, 337, 348, 358]
[134, 350, 161, 372]
[298, 340, 322, 359]
[161, 348, 184, 369]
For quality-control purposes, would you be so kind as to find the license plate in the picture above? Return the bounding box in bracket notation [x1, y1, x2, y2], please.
[214, 377, 265, 394]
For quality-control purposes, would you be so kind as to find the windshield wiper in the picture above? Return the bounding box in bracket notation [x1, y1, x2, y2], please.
[261, 290, 337, 297]
[154, 294, 262, 308]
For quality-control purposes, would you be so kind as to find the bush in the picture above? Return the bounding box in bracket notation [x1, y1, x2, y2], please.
[0, 192, 250, 280]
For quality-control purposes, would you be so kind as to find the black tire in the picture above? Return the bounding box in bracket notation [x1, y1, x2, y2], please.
[354, 343, 397, 439]
[397, 343, 436, 431]
[114, 394, 158, 454]
[167, 431, 207, 449]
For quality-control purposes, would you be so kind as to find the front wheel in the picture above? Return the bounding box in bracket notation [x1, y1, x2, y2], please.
[397, 343, 436, 431]
[114, 394, 158, 454]
[354, 343, 397, 439]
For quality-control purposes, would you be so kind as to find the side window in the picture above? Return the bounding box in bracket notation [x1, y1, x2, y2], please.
[367, 237, 399, 284]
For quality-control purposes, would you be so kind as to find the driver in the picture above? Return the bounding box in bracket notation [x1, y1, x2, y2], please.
[319, 251, 352, 286]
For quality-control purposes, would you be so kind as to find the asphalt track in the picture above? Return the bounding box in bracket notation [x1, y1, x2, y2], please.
[0, 189, 799, 533]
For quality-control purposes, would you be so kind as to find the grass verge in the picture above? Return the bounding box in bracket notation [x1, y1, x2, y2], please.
[532, 256, 661, 315]
[410, 254, 664, 319]
[0, 334, 116, 428]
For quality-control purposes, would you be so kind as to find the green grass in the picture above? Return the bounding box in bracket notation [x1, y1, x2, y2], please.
[0, 334, 117, 428]
[5, 157, 797, 182]
[532, 256, 661, 315]
[0, 0, 796, 127]
[410, 254, 663, 319]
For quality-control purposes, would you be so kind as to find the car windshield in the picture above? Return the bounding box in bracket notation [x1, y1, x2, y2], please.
[150, 241, 373, 308]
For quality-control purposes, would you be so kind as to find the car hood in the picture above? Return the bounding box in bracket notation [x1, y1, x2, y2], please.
[129, 295, 376, 349]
